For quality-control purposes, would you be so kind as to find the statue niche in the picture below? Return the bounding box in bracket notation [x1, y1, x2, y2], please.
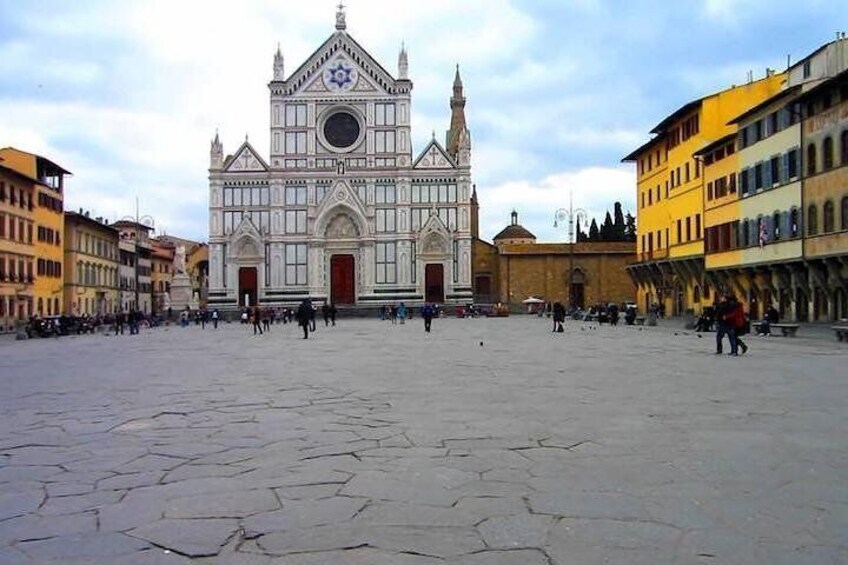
[325, 213, 360, 239]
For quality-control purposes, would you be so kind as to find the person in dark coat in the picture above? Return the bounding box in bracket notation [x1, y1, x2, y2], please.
[322, 303, 330, 326]
[329, 303, 337, 326]
[296, 298, 312, 339]
[421, 303, 435, 333]
[252, 305, 263, 335]
[115, 310, 125, 336]
[552, 302, 565, 333]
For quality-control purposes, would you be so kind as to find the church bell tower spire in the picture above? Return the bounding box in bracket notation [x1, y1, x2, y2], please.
[446, 64, 470, 165]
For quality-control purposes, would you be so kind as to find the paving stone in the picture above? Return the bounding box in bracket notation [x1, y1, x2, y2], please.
[546, 517, 681, 564]
[128, 518, 239, 557]
[243, 497, 366, 535]
[17, 532, 150, 560]
[366, 526, 485, 558]
[0, 511, 97, 545]
[0, 489, 44, 520]
[447, 549, 550, 565]
[476, 514, 553, 549]
[39, 489, 123, 515]
[527, 491, 649, 520]
[257, 524, 367, 555]
[355, 501, 479, 527]
[164, 489, 279, 519]
[274, 547, 444, 564]
[97, 471, 164, 490]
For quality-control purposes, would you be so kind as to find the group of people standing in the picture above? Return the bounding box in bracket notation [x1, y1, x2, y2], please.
[714, 293, 749, 356]
[114, 310, 142, 335]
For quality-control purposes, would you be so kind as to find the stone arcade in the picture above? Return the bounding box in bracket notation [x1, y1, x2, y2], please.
[207, 7, 474, 311]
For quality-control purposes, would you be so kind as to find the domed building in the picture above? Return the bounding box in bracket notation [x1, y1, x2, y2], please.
[472, 212, 636, 310]
[493, 211, 536, 247]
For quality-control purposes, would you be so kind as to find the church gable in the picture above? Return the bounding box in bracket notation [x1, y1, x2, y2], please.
[417, 212, 451, 255]
[413, 139, 457, 170]
[314, 180, 369, 236]
[230, 214, 263, 245]
[224, 142, 269, 172]
[281, 33, 398, 97]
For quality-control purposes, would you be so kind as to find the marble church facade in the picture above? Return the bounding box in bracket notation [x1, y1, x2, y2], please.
[207, 8, 474, 310]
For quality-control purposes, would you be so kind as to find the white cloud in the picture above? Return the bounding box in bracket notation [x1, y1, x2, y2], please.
[478, 166, 636, 243]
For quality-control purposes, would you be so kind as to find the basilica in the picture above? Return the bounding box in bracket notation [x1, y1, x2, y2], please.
[207, 7, 475, 310]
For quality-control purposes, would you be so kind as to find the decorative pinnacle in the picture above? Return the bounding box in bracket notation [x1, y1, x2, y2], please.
[335, 2, 346, 30]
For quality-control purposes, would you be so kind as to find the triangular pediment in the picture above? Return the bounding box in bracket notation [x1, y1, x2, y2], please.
[413, 139, 457, 170]
[225, 141, 269, 172]
[277, 32, 400, 97]
[417, 212, 451, 255]
[314, 180, 369, 237]
[230, 215, 263, 245]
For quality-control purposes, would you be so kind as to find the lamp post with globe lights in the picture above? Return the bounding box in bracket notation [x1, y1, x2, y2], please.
[553, 192, 588, 311]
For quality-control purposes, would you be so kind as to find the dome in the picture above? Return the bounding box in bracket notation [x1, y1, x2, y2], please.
[493, 211, 536, 242]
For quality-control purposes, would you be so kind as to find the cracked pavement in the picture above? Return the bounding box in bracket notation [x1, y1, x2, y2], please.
[0, 317, 846, 564]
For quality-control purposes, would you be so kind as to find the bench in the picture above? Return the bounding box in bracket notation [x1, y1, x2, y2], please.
[832, 325, 848, 342]
[770, 323, 800, 337]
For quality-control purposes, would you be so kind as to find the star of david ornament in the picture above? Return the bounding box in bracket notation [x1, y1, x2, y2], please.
[324, 61, 357, 91]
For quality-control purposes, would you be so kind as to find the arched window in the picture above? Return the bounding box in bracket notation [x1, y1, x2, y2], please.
[842, 196, 848, 230]
[807, 143, 817, 176]
[823, 200, 835, 233]
[823, 137, 834, 170]
[773, 212, 781, 240]
[808, 204, 818, 236]
[841, 130, 848, 165]
[693, 285, 701, 304]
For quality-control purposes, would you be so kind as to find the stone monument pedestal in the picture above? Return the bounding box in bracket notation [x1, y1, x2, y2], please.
[169, 273, 198, 312]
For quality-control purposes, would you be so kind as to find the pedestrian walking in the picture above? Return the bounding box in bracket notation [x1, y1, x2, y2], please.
[421, 303, 434, 333]
[329, 303, 337, 326]
[296, 298, 312, 339]
[252, 305, 263, 335]
[115, 310, 125, 336]
[552, 302, 565, 333]
[398, 302, 408, 325]
[322, 303, 330, 326]
[212, 309, 219, 329]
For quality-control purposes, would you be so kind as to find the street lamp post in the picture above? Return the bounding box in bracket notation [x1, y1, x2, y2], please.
[121, 198, 154, 313]
[553, 192, 588, 311]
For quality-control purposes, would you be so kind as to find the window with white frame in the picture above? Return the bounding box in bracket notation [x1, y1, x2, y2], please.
[412, 182, 457, 203]
[375, 131, 396, 153]
[285, 244, 307, 286]
[285, 132, 307, 154]
[375, 103, 396, 126]
[285, 104, 307, 127]
[376, 209, 396, 232]
[285, 210, 307, 234]
[438, 208, 458, 231]
[375, 242, 396, 284]
[375, 183, 396, 204]
[285, 185, 307, 206]
[353, 183, 367, 203]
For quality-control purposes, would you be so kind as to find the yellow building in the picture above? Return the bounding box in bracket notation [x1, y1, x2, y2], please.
[623, 73, 785, 315]
[150, 239, 174, 314]
[0, 161, 37, 332]
[0, 147, 68, 318]
[797, 68, 848, 320]
[64, 211, 120, 316]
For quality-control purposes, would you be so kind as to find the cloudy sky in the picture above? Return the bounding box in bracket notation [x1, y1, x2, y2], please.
[0, 0, 842, 242]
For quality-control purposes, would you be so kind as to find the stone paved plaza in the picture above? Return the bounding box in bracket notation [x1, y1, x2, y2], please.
[0, 316, 846, 564]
